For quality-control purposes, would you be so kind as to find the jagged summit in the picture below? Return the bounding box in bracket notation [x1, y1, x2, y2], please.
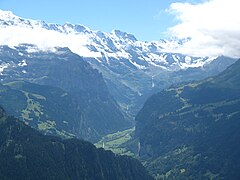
[0, 9, 16, 19]
[0, 9, 90, 33]
[111, 29, 138, 42]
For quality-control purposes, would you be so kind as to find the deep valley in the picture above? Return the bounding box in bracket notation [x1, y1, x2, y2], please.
[0, 7, 239, 180]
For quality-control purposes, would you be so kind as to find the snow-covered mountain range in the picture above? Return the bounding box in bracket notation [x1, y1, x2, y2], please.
[0, 9, 218, 70]
[0, 9, 236, 115]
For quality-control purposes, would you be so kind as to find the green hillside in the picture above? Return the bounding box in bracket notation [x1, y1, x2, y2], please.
[0, 106, 153, 180]
[135, 60, 240, 179]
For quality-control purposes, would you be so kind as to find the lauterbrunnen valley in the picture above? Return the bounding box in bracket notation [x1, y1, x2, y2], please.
[0, 0, 239, 179]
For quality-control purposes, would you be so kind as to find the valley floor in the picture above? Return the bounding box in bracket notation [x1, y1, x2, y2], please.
[95, 127, 136, 156]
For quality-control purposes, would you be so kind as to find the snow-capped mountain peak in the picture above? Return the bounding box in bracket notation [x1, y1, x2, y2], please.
[0, 9, 16, 20]
[0, 9, 227, 71]
[111, 29, 137, 42]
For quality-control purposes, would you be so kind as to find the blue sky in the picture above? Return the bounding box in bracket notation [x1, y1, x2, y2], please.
[0, 0, 201, 41]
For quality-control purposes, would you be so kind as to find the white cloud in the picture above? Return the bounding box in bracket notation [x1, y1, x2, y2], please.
[167, 0, 240, 58]
[0, 26, 101, 57]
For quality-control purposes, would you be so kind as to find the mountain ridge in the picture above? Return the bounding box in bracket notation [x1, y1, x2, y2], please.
[0, 45, 131, 142]
[134, 59, 240, 179]
[0, 106, 153, 180]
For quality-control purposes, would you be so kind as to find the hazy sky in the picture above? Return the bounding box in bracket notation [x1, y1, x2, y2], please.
[0, 0, 200, 41]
